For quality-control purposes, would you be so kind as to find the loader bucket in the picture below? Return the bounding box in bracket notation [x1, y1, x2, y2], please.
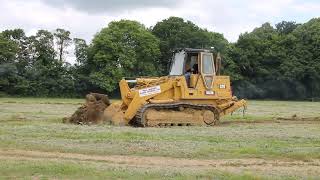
[103, 101, 127, 126]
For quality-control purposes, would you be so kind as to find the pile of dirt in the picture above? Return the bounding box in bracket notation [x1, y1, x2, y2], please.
[63, 93, 111, 125]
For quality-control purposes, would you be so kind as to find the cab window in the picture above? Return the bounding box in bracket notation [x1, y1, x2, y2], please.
[202, 54, 215, 74]
[184, 53, 199, 74]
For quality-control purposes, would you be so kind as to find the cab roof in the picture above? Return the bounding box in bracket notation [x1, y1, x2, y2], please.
[173, 48, 212, 53]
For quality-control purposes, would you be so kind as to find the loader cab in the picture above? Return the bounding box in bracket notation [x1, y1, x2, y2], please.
[169, 48, 217, 89]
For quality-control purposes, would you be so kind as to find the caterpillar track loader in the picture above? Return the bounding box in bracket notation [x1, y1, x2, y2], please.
[101, 48, 247, 127]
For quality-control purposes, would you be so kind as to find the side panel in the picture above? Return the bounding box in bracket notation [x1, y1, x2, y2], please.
[124, 79, 175, 120]
[212, 76, 232, 99]
[178, 75, 232, 100]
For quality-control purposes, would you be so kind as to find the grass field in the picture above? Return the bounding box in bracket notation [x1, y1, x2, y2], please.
[0, 98, 320, 179]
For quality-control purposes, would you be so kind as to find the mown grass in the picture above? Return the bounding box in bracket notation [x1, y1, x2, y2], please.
[0, 97, 320, 179]
[1, 121, 319, 160]
[224, 100, 320, 121]
[0, 97, 85, 104]
[0, 158, 275, 180]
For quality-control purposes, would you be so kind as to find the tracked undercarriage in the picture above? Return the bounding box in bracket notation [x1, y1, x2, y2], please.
[134, 103, 220, 127]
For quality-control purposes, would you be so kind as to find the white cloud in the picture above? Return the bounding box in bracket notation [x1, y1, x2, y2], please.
[292, 1, 320, 14]
[1, 0, 319, 44]
[40, 0, 180, 13]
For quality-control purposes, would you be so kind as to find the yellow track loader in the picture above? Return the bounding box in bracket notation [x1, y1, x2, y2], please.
[99, 48, 247, 127]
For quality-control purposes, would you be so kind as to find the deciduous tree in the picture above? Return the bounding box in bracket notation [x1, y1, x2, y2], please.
[54, 28, 71, 62]
[88, 20, 161, 92]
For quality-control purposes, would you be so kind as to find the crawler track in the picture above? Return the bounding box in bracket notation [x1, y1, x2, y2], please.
[134, 103, 220, 127]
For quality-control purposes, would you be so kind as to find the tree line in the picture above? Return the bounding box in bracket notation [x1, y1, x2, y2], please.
[1, 17, 320, 99]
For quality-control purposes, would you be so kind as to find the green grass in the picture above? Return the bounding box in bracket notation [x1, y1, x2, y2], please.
[0, 97, 85, 104]
[0, 159, 272, 180]
[1, 122, 320, 160]
[0, 97, 320, 179]
[224, 100, 320, 121]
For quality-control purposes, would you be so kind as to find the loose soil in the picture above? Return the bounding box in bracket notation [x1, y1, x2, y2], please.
[63, 93, 110, 124]
[276, 114, 320, 121]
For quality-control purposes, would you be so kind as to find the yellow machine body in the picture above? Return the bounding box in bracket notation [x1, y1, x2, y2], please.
[106, 48, 247, 127]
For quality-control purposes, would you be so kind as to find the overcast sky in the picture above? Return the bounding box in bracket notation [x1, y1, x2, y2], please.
[1, 0, 320, 43]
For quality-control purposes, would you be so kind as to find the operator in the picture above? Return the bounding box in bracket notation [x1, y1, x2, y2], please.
[185, 64, 192, 86]
[192, 63, 199, 74]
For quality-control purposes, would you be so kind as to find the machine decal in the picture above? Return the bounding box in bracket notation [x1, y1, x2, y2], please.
[219, 84, 226, 89]
[205, 90, 215, 95]
[139, 86, 161, 97]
